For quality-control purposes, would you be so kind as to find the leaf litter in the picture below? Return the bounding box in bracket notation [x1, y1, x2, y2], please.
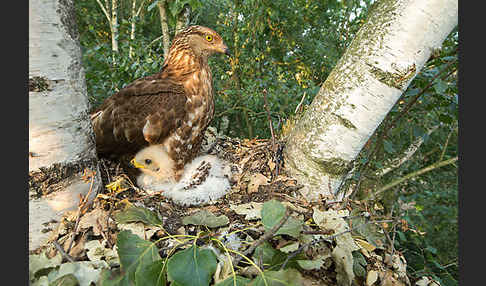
[30, 128, 414, 286]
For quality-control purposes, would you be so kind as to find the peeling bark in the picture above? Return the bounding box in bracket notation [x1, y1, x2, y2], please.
[29, 0, 102, 250]
[284, 0, 458, 201]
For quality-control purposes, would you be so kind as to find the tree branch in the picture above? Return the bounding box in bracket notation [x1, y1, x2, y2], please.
[233, 207, 290, 267]
[440, 125, 457, 161]
[157, 0, 171, 58]
[377, 124, 440, 177]
[95, 0, 112, 23]
[373, 156, 458, 196]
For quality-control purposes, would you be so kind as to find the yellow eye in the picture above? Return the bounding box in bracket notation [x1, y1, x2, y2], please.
[205, 35, 213, 42]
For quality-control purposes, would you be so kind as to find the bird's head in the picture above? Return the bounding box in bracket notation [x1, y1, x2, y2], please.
[130, 145, 175, 180]
[172, 25, 231, 58]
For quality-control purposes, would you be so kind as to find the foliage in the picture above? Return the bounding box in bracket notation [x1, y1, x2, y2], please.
[75, 0, 458, 284]
[100, 201, 307, 285]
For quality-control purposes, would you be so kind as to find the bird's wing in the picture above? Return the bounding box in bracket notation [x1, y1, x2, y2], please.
[92, 76, 187, 155]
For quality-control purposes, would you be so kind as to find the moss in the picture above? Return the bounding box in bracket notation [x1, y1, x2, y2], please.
[57, 0, 79, 41]
[29, 76, 51, 92]
[29, 158, 98, 199]
[334, 113, 357, 130]
[369, 63, 416, 90]
[316, 157, 352, 177]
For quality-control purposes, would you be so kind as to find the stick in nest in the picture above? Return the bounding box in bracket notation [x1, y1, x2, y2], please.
[263, 89, 280, 178]
[233, 207, 291, 267]
[66, 169, 96, 254]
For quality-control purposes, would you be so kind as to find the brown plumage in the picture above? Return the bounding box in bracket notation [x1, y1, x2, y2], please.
[91, 25, 230, 181]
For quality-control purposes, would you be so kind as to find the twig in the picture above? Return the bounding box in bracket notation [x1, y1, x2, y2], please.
[294, 92, 307, 114]
[440, 125, 457, 161]
[97, 217, 113, 248]
[52, 240, 75, 263]
[372, 156, 458, 197]
[377, 124, 440, 177]
[67, 171, 96, 254]
[385, 61, 456, 132]
[263, 89, 279, 178]
[233, 207, 290, 266]
[263, 89, 276, 152]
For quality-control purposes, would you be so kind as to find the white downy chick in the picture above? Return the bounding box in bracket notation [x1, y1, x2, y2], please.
[131, 145, 231, 206]
[130, 144, 176, 183]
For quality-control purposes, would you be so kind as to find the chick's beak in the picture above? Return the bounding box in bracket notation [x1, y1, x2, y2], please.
[130, 158, 145, 169]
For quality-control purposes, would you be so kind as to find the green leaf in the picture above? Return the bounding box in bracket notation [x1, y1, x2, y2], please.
[215, 276, 252, 286]
[349, 211, 386, 249]
[275, 216, 303, 238]
[117, 230, 162, 283]
[352, 251, 367, 267]
[49, 274, 79, 286]
[353, 262, 366, 278]
[262, 200, 286, 229]
[253, 242, 279, 265]
[167, 245, 217, 286]
[261, 200, 302, 237]
[147, 0, 160, 12]
[182, 210, 229, 228]
[296, 258, 325, 270]
[434, 79, 448, 94]
[425, 246, 438, 255]
[397, 231, 407, 242]
[249, 268, 303, 286]
[439, 114, 453, 124]
[29, 251, 62, 279]
[168, 0, 182, 18]
[114, 205, 163, 226]
[47, 261, 108, 286]
[383, 140, 395, 154]
[135, 260, 166, 286]
[97, 269, 131, 286]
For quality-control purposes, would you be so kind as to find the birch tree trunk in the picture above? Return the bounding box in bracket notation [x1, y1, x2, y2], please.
[129, 0, 147, 59]
[129, 0, 137, 59]
[111, 0, 119, 53]
[283, 0, 458, 201]
[29, 0, 102, 251]
[158, 0, 171, 58]
[95, 0, 118, 60]
[175, 4, 191, 33]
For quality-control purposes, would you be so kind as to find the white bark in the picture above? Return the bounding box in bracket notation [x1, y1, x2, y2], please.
[29, 0, 101, 250]
[284, 0, 458, 201]
[111, 0, 119, 53]
[129, 0, 137, 58]
[158, 0, 171, 58]
[95, 0, 118, 58]
[129, 0, 146, 58]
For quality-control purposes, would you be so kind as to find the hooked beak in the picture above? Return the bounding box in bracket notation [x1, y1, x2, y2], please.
[130, 158, 145, 169]
[220, 44, 231, 56]
[224, 47, 231, 56]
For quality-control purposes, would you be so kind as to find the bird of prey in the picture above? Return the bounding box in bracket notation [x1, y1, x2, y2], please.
[91, 25, 230, 182]
[131, 145, 231, 206]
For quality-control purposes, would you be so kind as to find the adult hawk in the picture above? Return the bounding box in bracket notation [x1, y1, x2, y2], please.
[91, 25, 230, 182]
